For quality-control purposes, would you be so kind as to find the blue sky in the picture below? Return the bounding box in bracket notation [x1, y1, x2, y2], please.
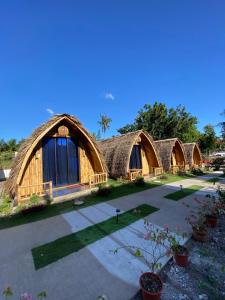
[0, 0, 225, 141]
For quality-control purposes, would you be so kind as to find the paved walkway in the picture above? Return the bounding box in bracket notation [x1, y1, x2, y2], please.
[0, 172, 221, 300]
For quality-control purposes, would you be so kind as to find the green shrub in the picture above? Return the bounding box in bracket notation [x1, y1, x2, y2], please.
[134, 176, 145, 186]
[191, 168, 204, 176]
[212, 157, 225, 166]
[213, 164, 220, 171]
[0, 195, 12, 216]
[96, 184, 112, 197]
[29, 194, 41, 205]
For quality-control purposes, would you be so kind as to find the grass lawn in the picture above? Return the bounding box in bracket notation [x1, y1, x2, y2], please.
[164, 185, 203, 201]
[0, 174, 193, 230]
[32, 204, 157, 269]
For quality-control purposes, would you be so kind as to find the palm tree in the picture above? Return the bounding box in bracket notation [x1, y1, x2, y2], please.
[98, 114, 112, 135]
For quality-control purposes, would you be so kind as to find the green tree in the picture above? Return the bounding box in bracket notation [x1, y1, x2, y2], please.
[118, 102, 199, 142]
[7, 139, 17, 151]
[199, 124, 217, 154]
[0, 139, 7, 152]
[219, 109, 225, 143]
[98, 114, 112, 135]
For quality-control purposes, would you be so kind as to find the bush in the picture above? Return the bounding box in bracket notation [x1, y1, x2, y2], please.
[191, 168, 204, 176]
[212, 157, 225, 166]
[96, 184, 112, 197]
[177, 170, 187, 177]
[0, 195, 12, 216]
[159, 175, 168, 180]
[213, 164, 220, 171]
[134, 176, 145, 186]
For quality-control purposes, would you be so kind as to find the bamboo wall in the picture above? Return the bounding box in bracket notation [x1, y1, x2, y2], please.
[172, 143, 185, 166]
[193, 146, 201, 165]
[79, 141, 95, 184]
[20, 142, 43, 189]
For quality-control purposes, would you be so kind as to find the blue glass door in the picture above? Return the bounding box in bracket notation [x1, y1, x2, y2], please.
[42, 137, 79, 187]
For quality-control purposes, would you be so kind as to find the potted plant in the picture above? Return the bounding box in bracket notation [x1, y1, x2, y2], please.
[114, 222, 186, 299]
[186, 211, 207, 243]
[169, 230, 189, 267]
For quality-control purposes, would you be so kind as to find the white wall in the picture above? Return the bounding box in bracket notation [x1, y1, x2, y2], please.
[0, 169, 11, 180]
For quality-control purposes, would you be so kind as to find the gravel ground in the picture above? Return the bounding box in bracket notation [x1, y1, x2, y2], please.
[132, 215, 225, 300]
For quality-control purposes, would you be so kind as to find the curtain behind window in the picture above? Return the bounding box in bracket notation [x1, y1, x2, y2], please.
[129, 145, 142, 169]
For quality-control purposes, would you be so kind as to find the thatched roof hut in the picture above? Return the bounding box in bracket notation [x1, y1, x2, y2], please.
[154, 138, 187, 173]
[4, 114, 107, 202]
[183, 143, 202, 168]
[97, 130, 163, 179]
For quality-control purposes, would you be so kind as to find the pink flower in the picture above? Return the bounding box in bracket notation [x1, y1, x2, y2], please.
[20, 293, 32, 300]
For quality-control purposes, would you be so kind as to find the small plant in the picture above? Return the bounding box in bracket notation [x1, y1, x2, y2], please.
[133, 176, 145, 186]
[29, 195, 40, 205]
[96, 183, 112, 197]
[37, 291, 47, 299]
[2, 286, 13, 299]
[185, 198, 207, 231]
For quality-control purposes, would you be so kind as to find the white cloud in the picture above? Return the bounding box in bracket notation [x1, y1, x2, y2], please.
[104, 92, 115, 100]
[46, 108, 54, 115]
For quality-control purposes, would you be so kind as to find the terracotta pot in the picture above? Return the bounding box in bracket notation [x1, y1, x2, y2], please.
[206, 215, 217, 228]
[192, 227, 207, 242]
[173, 246, 189, 267]
[139, 272, 163, 300]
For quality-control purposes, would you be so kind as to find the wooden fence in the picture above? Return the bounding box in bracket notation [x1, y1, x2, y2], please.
[17, 181, 53, 203]
[153, 167, 164, 176]
[89, 172, 108, 187]
[129, 169, 142, 181]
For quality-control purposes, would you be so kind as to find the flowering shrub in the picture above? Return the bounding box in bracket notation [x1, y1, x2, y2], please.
[114, 220, 187, 272]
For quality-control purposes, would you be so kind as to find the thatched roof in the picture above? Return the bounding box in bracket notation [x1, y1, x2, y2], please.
[97, 130, 162, 178]
[183, 143, 202, 166]
[4, 114, 107, 198]
[154, 138, 187, 172]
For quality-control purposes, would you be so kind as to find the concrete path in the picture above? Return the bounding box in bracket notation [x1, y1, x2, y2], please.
[0, 173, 220, 300]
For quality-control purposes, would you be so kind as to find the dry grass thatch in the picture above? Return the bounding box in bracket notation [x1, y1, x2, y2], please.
[97, 130, 162, 178]
[154, 138, 187, 172]
[4, 114, 107, 198]
[183, 143, 202, 167]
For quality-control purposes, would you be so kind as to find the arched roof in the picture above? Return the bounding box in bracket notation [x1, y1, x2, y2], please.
[4, 114, 107, 197]
[183, 143, 202, 166]
[97, 130, 162, 177]
[154, 138, 187, 171]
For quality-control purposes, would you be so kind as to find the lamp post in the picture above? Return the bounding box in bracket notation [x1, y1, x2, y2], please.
[116, 208, 120, 224]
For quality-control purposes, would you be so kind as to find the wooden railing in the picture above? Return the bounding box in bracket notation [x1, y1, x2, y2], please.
[129, 169, 142, 181]
[153, 167, 164, 176]
[171, 165, 185, 174]
[170, 166, 180, 174]
[17, 181, 53, 203]
[89, 172, 108, 187]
